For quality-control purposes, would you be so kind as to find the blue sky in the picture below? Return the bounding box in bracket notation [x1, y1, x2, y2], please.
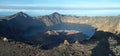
[0, 0, 120, 16]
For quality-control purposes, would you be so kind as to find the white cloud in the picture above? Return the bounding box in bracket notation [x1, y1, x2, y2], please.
[0, 9, 120, 14]
[1, 2, 120, 8]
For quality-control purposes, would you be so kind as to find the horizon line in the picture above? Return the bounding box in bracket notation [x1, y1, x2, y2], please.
[0, 11, 120, 17]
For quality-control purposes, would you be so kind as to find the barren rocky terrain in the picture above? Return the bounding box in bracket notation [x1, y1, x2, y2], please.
[0, 31, 120, 56]
[0, 12, 120, 56]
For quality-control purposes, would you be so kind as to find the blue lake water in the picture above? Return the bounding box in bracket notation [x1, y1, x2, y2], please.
[23, 23, 96, 40]
[49, 23, 96, 40]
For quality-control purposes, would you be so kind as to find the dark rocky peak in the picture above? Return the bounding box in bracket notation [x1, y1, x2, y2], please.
[14, 12, 29, 18]
[50, 12, 61, 17]
[52, 12, 60, 15]
[9, 12, 30, 19]
[8, 12, 33, 24]
[46, 12, 62, 24]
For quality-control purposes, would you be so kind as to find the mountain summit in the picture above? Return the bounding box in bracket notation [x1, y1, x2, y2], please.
[8, 12, 30, 19]
[52, 12, 61, 16]
[13, 11, 29, 18]
[47, 12, 62, 24]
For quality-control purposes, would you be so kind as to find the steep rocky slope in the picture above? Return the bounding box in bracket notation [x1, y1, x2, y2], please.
[0, 12, 46, 40]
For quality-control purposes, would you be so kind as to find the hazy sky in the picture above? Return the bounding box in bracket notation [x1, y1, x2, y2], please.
[0, 0, 120, 16]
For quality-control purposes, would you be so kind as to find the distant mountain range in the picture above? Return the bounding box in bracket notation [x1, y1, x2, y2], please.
[0, 12, 120, 43]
